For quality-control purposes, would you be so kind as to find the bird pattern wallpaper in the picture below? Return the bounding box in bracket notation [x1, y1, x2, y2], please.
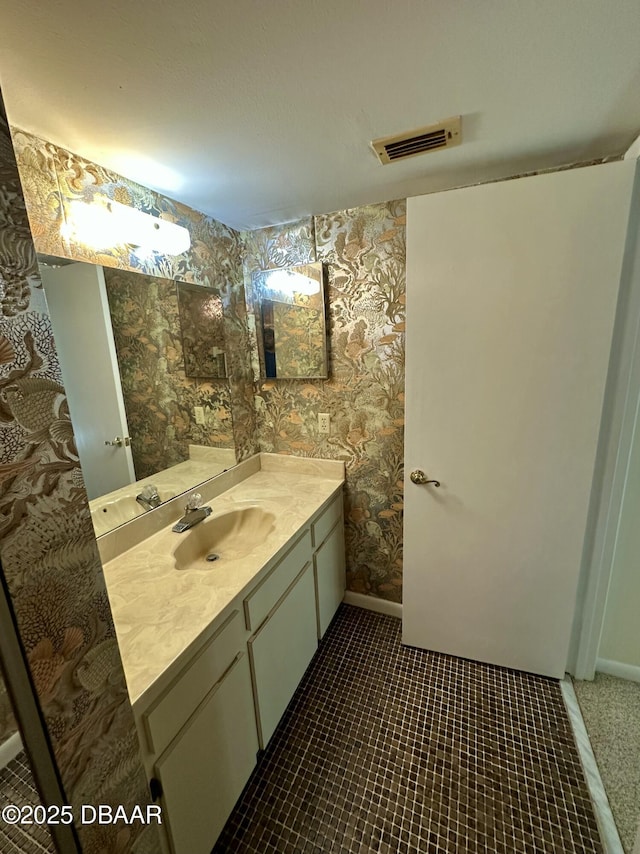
[0, 98, 159, 854]
[242, 200, 406, 602]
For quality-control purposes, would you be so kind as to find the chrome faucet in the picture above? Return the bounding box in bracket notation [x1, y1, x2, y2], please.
[136, 484, 162, 511]
[172, 493, 212, 533]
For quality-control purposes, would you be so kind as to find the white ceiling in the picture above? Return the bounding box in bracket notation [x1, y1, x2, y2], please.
[0, 0, 639, 231]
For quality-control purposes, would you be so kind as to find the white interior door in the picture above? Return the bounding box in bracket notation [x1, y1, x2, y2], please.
[403, 161, 635, 678]
[41, 262, 135, 499]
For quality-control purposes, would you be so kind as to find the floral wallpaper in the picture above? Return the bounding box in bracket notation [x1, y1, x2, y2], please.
[242, 201, 406, 602]
[176, 282, 226, 379]
[270, 300, 325, 377]
[11, 128, 259, 464]
[103, 269, 234, 480]
[0, 96, 158, 854]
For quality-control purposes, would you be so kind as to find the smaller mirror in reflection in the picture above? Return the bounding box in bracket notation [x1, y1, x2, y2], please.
[176, 282, 227, 378]
[252, 262, 328, 379]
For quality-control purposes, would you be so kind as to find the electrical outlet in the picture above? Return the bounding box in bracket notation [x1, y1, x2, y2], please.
[318, 412, 330, 434]
[194, 406, 205, 425]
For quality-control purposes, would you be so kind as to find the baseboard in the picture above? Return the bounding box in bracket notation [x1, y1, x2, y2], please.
[560, 677, 624, 854]
[0, 731, 22, 771]
[343, 591, 402, 619]
[596, 657, 640, 683]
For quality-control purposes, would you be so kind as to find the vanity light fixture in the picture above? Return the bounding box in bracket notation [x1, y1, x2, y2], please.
[61, 195, 191, 256]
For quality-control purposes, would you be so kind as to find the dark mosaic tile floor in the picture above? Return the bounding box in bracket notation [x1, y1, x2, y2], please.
[214, 605, 601, 854]
[0, 750, 55, 853]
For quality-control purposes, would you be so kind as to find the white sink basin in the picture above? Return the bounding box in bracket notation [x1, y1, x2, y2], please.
[172, 506, 276, 569]
[91, 489, 176, 535]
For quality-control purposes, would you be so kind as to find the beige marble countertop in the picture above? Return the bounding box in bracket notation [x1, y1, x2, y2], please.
[102, 455, 344, 709]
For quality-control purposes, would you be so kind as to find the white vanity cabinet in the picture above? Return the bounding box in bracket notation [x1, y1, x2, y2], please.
[133, 486, 345, 854]
[141, 611, 258, 854]
[154, 651, 258, 854]
[244, 529, 317, 748]
[312, 494, 346, 638]
[249, 562, 317, 747]
[246, 492, 346, 748]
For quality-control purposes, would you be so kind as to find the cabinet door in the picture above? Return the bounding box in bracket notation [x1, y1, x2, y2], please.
[249, 563, 317, 748]
[155, 652, 258, 854]
[143, 610, 243, 757]
[314, 520, 346, 638]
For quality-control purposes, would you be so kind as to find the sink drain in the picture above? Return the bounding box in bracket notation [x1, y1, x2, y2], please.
[206, 553, 220, 562]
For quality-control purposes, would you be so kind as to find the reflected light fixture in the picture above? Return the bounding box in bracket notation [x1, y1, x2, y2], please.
[61, 195, 191, 256]
[268, 268, 318, 296]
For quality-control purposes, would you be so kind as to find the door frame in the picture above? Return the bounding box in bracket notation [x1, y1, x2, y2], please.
[0, 563, 81, 853]
[570, 158, 640, 680]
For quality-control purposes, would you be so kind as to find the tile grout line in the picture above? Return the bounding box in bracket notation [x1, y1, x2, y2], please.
[0, 751, 56, 854]
[216, 605, 604, 853]
[560, 675, 624, 854]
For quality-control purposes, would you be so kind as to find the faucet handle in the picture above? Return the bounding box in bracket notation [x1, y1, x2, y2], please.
[139, 484, 159, 500]
[184, 492, 203, 512]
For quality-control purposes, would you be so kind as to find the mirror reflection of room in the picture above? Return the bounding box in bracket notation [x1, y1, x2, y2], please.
[252, 262, 328, 379]
[38, 258, 236, 536]
[176, 281, 227, 379]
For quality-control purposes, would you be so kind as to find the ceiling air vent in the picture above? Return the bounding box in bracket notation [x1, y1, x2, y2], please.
[371, 116, 461, 165]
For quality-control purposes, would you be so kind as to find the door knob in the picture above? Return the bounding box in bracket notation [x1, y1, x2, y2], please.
[104, 436, 131, 447]
[410, 469, 440, 487]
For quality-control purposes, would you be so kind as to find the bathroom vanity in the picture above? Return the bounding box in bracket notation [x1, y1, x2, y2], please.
[99, 454, 345, 854]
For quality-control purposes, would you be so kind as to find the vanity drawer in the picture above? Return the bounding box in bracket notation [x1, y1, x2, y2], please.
[311, 492, 343, 548]
[142, 610, 243, 756]
[244, 530, 312, 631]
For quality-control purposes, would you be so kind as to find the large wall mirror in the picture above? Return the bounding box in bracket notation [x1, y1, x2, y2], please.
[37, 257, 237, 535]
[251, 262, 329, 379]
